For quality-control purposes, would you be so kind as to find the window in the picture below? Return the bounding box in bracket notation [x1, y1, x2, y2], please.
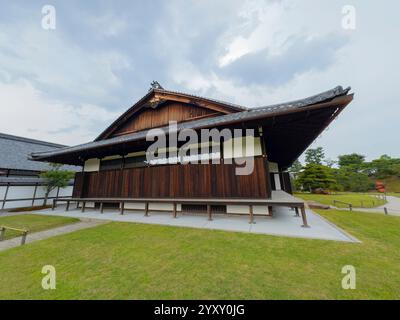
[99, 158, 123, 171]
[124, 155, 148, 168]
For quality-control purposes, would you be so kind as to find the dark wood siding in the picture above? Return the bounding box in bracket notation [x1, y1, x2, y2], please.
[75, 157, 269, 199]
[72, 172, 84, 197]
[112, 102, 219, 137]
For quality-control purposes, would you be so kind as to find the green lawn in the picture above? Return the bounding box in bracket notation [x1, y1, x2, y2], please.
[1, 210, 400, 299]
[294, 192, 386, 208]
[0, 214, 79, 240]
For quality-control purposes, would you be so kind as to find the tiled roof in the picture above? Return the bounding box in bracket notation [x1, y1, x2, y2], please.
[0, 133, 80, 171]
[30, 86, 351, 161]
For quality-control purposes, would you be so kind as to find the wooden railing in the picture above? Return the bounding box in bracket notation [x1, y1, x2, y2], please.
[333, 199, 353, 211]
[0, 226, 29, 245]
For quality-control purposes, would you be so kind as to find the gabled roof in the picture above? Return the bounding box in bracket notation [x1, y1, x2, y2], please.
[0, 133, 80, 172]
[95, 88, 248, 141]
[30, 86, 353, 168]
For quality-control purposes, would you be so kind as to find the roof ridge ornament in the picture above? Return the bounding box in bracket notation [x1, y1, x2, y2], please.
[150, 81, 164, 90]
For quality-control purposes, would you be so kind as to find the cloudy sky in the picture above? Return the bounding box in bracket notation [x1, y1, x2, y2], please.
[0, 0, 398, 161]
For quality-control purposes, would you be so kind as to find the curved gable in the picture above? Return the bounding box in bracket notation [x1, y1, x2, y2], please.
[95, 88, 245, 141]
[111, 101, 221, 138]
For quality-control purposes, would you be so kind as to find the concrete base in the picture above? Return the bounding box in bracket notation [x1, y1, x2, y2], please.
[31, 206, 359, 242]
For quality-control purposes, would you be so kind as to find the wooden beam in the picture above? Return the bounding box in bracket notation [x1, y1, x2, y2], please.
[100, 202, 104, 214]
[144, 202, 149, 217]
[173, 202, 177, 218]
[31, 183, 38, 207]
[300, 206, 309, 228]
[120, 202, 125, 215]
[1, 183, 10, 210]
[207, 204, 212, 221]
[249, 205, 255, 224]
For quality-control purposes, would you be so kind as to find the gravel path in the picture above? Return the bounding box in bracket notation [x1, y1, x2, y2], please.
[333, 196, 400, 216]
[0, 220, 106, 252]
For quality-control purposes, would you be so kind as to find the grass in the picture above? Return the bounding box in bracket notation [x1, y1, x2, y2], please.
[0, 210, 400, 299]
[294, 192, 386, 208]
[0, 214, 79, 240]
[381, 176, 400, 193]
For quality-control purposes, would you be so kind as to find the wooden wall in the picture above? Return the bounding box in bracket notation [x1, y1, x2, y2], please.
[73, 157, 269, 199]
[112, 102, 219, 137]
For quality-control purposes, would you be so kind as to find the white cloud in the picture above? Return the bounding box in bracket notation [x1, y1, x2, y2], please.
[0, 80, 118, 145]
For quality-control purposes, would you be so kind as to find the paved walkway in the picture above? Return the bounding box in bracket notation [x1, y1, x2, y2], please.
[334, 196, 400, 216]
[31, 206, 359, 242]
[0, 220, 105, 252]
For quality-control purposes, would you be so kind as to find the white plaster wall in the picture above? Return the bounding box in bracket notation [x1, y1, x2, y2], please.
[126, 151, 146, 158]
[84, 158, 100, 172]
[125, 202, 146, 210]
[253, 205, 269, 215]
[4, 200, 32, 209]
[223, 136, 262, 159]
[274, 174, 282, 190]
[226, 205, 249, 214]
[1, 185, 73, 209]
[103, 155, 122, 161]
[6, 186, 35, 199]
[0, 186, 6, 199]
[227, 204, 269, 215]
[123, 202, 181, 211]
[58, 186, 73, 197]
[85, 202, 96, 208]
[149, 203, 174, 211]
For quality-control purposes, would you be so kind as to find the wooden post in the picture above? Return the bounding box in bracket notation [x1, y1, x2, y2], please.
[259, 127, 272, 199]
[66, 200, 70, 211]
[100, 202, 104, 214]
[52, 199, 56, 210]
[173, 202, 177, 218]
[249, 205, 255, 224]
[300, 206, 309, 228]
[21, 231, 27, 245]
[1, 183, 10, 210]
[384, 207, 388, 215]
[144, 202, 149, 217]
[32, 183, 38, 207]
[207, 204, 212, 221]
[268, 206, 273, 217]
[81, 201, 86, 212]
[0, 227, 5, 241]
[120, 202, 125, 215]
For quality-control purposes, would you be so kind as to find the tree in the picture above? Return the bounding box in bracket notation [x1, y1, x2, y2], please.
[364, 155, 400, 179]
[338, 153, 365, 171]
[40, 163, 75, 206]
[296, 163, 337, 193]
[324, 158, 337, 168]
[288, 159, 302, 179]
[334, 167, 373, 192]
[305, 147, 325, 165]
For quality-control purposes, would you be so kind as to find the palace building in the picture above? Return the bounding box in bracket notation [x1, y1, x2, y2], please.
[30, 84, 353, 227]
